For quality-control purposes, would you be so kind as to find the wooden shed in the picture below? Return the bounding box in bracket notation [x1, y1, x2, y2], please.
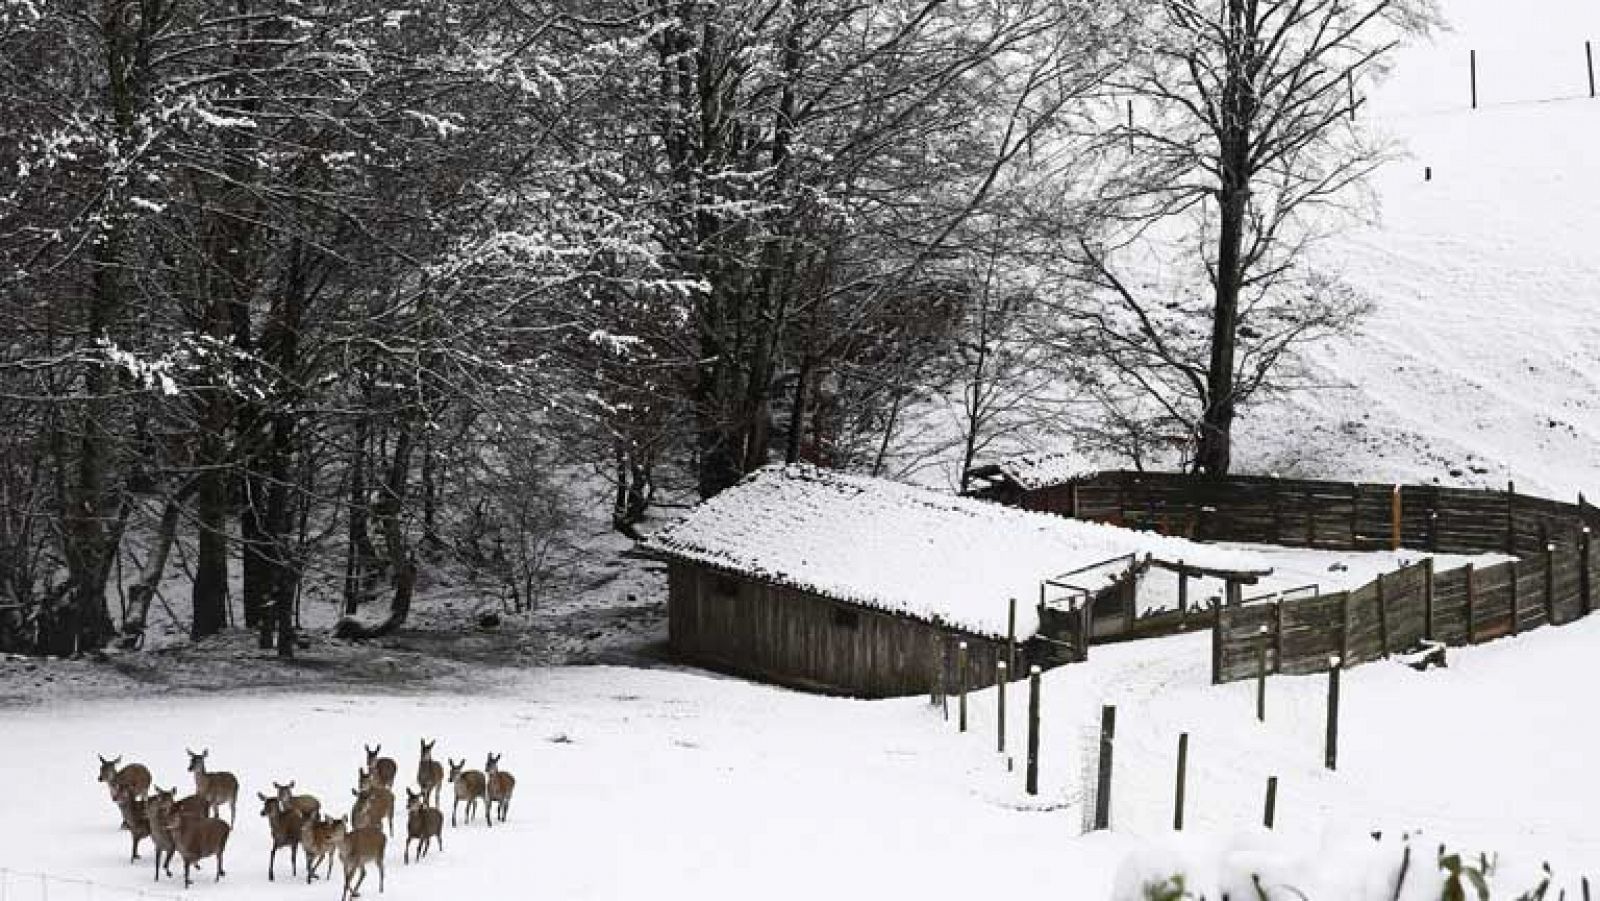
[644, 465, 1252, 697]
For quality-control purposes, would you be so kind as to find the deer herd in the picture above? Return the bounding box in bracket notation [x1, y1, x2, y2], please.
[95, 740, 518, 899]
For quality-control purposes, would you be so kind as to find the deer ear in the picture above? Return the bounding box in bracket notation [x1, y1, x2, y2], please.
[351, 788, 360, 797]
[259, 792, 270, 802]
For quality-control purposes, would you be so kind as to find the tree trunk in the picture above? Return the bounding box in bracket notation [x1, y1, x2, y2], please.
[1195, 0, 1255, 478]
[120, 485, 192, 649]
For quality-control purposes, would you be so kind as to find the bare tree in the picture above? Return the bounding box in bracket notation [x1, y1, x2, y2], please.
[1065, 0, 1437, 474]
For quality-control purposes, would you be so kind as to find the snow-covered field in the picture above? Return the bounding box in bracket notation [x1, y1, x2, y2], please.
[6, 613, 1598, 900]
[1235, 1, 1600, 497]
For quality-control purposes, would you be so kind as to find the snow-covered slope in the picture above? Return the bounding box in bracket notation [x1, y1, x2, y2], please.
[1237, 0, 1600, 497]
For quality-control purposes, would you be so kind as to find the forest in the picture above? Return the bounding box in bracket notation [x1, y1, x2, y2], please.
[0, 0, 1433, 655]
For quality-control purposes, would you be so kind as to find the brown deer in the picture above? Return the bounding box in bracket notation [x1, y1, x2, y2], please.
[416, 739, 443, 808]
[144, 788, 179, 881]
[484, 753, 516, 824]
[186, 748, 239, 825]
[258, 793, 303, 881]
[351, 776, 394, 837]
[112, 784, 151, 863]
[98, 755, 152, 807]
[402, 788, 443, 864]
[364, 745, 397, 789]
[273, 780, 322, 819]
[300, 814, 341, 885]
[447, 759, 488, 828]
[166, 808, 231, 888]
[335, 818, 386, 901]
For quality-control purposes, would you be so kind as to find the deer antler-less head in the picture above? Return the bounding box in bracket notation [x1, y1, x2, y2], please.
[186, 749, 208, 773]
[97, 755, 119, 781]
[447, 759, 464, 780]
[405, 788, 422, 811]
[485, 753, 501, 773]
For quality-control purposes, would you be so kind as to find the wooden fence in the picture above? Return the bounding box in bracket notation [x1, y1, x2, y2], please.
[983, 469, 1600, 683]
[1023, 471, 1600, 556]
[1212, 525, 1598, 683]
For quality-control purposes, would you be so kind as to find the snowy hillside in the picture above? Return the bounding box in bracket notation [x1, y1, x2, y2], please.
[1237, 0, 1600, 497]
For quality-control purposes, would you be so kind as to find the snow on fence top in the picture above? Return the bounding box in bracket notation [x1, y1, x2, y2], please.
[969, 450, 1088, 491]
[646, 464, 1259, 638]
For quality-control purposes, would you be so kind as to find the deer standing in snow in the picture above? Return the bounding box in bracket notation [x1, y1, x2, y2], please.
[484, 753, 516, 824]
[351, 771, 394, 836]
[259, 793, 303, 881]
[403, 788, 443, 864]
[335, 818, 386, 900]
[447, 759, 487, 828]
[166, 807, 231, 888]
[98, 755, 151, 824]
[273, 780, 322, 819]
[415, 739, 443, 808]
[112, 784, 151, 862]
[144, 788, 180, 882]
[300, 814, 341, 884]
[186, 748, 239, 825]
[364, 745, 397, 789]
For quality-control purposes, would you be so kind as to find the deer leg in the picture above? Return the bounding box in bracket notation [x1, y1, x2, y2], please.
[269, 844, 277, 881]
[291, 841, 298, 876]
[451, 798, 458, 828]
[378, 858, 385, 893]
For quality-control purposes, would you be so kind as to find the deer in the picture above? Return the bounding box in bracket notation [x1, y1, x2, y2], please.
[165, 807, 230, 888]
[416, 739, 443, 808]
[186, 748, 239, 825]
[484, 753, 516, 824]
[300, 814, 341, 885]
[258, 793, 303, 881]
[335, 818, 386, 901]
[402, 788, 443, 864]
[98, 755, 152, 810]
[351, 774, 394, 837]
[364, 745, 397, 789]
[112, 784, 151, 863]
[447, 759, 488, 829]
[273, 780, 322, 819]
[144, 788, 180, 882]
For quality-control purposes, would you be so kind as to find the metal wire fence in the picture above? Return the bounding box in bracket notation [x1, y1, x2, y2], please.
[0, 868, 183, 901]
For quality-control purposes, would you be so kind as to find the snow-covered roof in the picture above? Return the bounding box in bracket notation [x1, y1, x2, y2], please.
[645, 464, 1261, 638]
[971, 451, 1089, 492]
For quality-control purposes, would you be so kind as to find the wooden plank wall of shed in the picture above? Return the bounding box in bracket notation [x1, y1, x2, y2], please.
[667, 562, 1014, 698]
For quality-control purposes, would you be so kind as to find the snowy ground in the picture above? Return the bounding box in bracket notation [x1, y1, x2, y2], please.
[6, 614, 1598, 900]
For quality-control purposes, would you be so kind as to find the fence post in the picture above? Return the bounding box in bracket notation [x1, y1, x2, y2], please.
[1589, 41, 1596, 99]
[930, 631, 942, 706]
[1339, 591, 1352, 664]
[1582, 528, 1593, 616]
[1506, 480, 1517, 555]
[1391, 485, 1402, 550]
[1173, 732, 1188, 831]
[997, 660, 1008, 754]
[1376, 571, 1390, 657]
[1546, 543, 1558, 625]
[1465, 563, 1477, 644]
[1471, 49, 1478, 109]
[1124, 555, 1138, 634]
[1093, 705, 1116, 830]
[1006, 598, 1017, 674]
[1256, 625, 1269, 722]
[1325, 656, 1342, 771]
[1510, 559, 1521, 636]
[1264, 776, 1279, 829]
[1211, 600, 1224, 685]
[1273, 601, 1285, 675]
[957, 641, 969, 732]
[1077, 598, 1092, 662]
[1423, 557, 1436, 641]
[1178, 562, 1189, 630]
[1025, 665, 1041, 795]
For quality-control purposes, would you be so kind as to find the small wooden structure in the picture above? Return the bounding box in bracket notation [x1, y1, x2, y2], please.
[647, 465, 1232, 697]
